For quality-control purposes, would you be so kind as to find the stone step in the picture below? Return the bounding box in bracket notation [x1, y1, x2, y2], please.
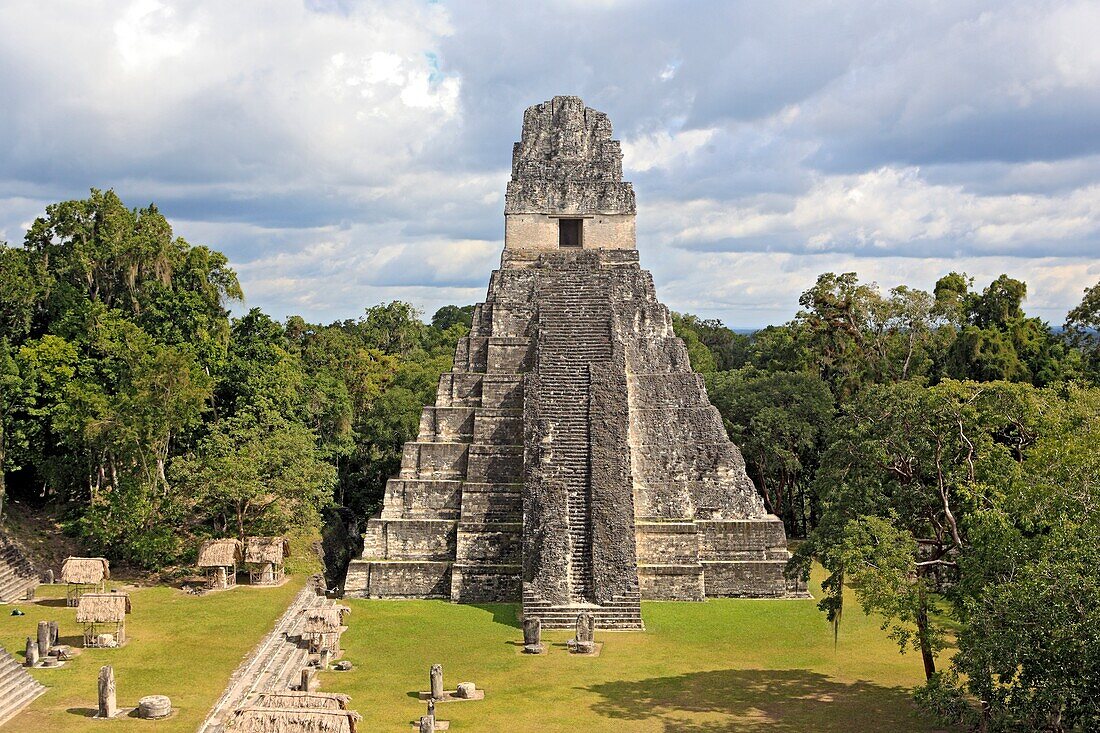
[0, 646, 46, 727]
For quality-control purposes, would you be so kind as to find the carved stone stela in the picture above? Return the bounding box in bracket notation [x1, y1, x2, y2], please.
[345, 96, 805, 629]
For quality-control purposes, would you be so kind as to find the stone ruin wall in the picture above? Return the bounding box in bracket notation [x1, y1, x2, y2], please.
[346, 248, 802, 604]
[344, 96, 804, 613]
[504, 96, 636, 252]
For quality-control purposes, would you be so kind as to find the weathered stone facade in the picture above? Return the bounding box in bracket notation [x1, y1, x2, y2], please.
[344, 96, 804, 628]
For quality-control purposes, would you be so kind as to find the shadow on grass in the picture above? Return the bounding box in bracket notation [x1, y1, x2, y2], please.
[584, 669, 925, 733]
[469, 603, 521, 630]
[35, 598, 69, 608]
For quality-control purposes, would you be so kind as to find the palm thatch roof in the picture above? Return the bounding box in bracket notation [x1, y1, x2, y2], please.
[252, 692, 350, 711]
[75, 593, 131, 623]
[228, 707, 360, 733]
[303, 605, 351, 633]
[244, 536, 290, 564]
[60, 557, 109, 584]
[197, 538, 243, 567]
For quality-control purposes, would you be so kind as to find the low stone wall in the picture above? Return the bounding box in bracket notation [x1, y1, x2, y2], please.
[467, 445, 523, 483]
[486, 337, 532, 373]
[635, 522, 699, 565]
[361, 518, 456, 561]
[456, 524, 522, 565]
[345, 560, 452, 599]
[451, 563, 521, 602]
[698, 518, 790, 561]
[638, 564, 705, 600]
[473, 410, 522, 445]
[459, 484, 522, 521]
[418, 407, 474, 442]
[702, 560, 792, 597]
[380, 479, 463, 520]
[399, 442, 468, 480]
[481, 376, 523, 409]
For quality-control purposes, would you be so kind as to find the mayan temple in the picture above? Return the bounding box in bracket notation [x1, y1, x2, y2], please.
[344, 96, 803, 629]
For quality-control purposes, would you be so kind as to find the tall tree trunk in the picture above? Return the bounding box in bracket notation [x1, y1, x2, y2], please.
[916, 583, 936, 680]
[0, 429, 6, 520]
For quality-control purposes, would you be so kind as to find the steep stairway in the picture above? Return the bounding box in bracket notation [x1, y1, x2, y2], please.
[0, 645, 46, 727]
[198, 584, 336, 733]
[522, 257, 643, 630]
[0, 538, 37, 604]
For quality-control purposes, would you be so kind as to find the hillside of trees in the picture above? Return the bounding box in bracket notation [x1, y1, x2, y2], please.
[2, 191, 1098, 730]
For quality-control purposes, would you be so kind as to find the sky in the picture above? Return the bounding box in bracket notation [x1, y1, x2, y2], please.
[1, 1, 1098, 328]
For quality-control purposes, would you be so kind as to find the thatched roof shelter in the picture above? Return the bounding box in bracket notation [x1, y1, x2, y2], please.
[60, 557, 109, 584]
[197, 538, 243, 567]
[244, 536, 290, 565]
[229, 707, 361, 733]
[303, 605, 351, 633]
[76, 593, 131, 623]
[252, 692, 350, 711]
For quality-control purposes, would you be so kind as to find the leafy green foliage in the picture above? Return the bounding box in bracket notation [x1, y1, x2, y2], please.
[174, 415, 336, 540]
[3, 191, 1099, 729]
[1065, 278, 1100, 382]
[706, 367, 833, 535]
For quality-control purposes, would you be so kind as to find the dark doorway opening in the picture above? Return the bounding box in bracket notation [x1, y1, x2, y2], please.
[558, 218, 583, 248]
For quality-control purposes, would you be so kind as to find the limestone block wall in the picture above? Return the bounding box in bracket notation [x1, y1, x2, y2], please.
[346, 95, 803, 609]
[606, 257, 800, 600]
[345, 250, 537, 601]
[347, 245, 802, 605]
[504, 213, 636, 251]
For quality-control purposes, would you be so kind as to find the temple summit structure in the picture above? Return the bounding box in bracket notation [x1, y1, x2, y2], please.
[344, 96, 805, 629]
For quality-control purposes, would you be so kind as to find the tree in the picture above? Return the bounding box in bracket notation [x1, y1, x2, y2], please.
[1065, 279, 1100, 382]
[431, 304, 474, 332]
[793, 379, 1042, 681]
[671, 313, 719, 374]
[972, 275, 1026, 330]
[828, 515, 945, 679]
[706, 367, 834, 535]
[176, 416, 335, 540]
[926, 385, 1100, 732]
[792, 272, 882, 396]
[0, 341, 26, 517]
[0, 246, 42, 341]
[357, 301, 425, 354]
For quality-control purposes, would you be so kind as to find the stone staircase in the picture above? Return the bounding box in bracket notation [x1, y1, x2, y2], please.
[0, 644, 46, 727]
[538, 269, 613, 603]
[522, 257, 644, 631]
[198, 584, 334, 733]
[522, 588, 644, 630]
[0, 538, 37, 603]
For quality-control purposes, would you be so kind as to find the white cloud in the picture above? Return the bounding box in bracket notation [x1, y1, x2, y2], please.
[1, 1, 1098, 329]
[114, 0, 202, 71]
[623, 128, 717, 173]
[653, 249, 1100, 328]
[654, 166, 1100, 256]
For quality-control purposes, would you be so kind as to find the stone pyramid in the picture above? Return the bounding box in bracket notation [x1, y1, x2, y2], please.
[344, 96, 804, 629]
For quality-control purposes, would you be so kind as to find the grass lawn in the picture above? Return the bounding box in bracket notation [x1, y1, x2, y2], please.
[0, 564, 949, 732]
[0, 578, 304, 732]
[321, 567, 948, 732]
